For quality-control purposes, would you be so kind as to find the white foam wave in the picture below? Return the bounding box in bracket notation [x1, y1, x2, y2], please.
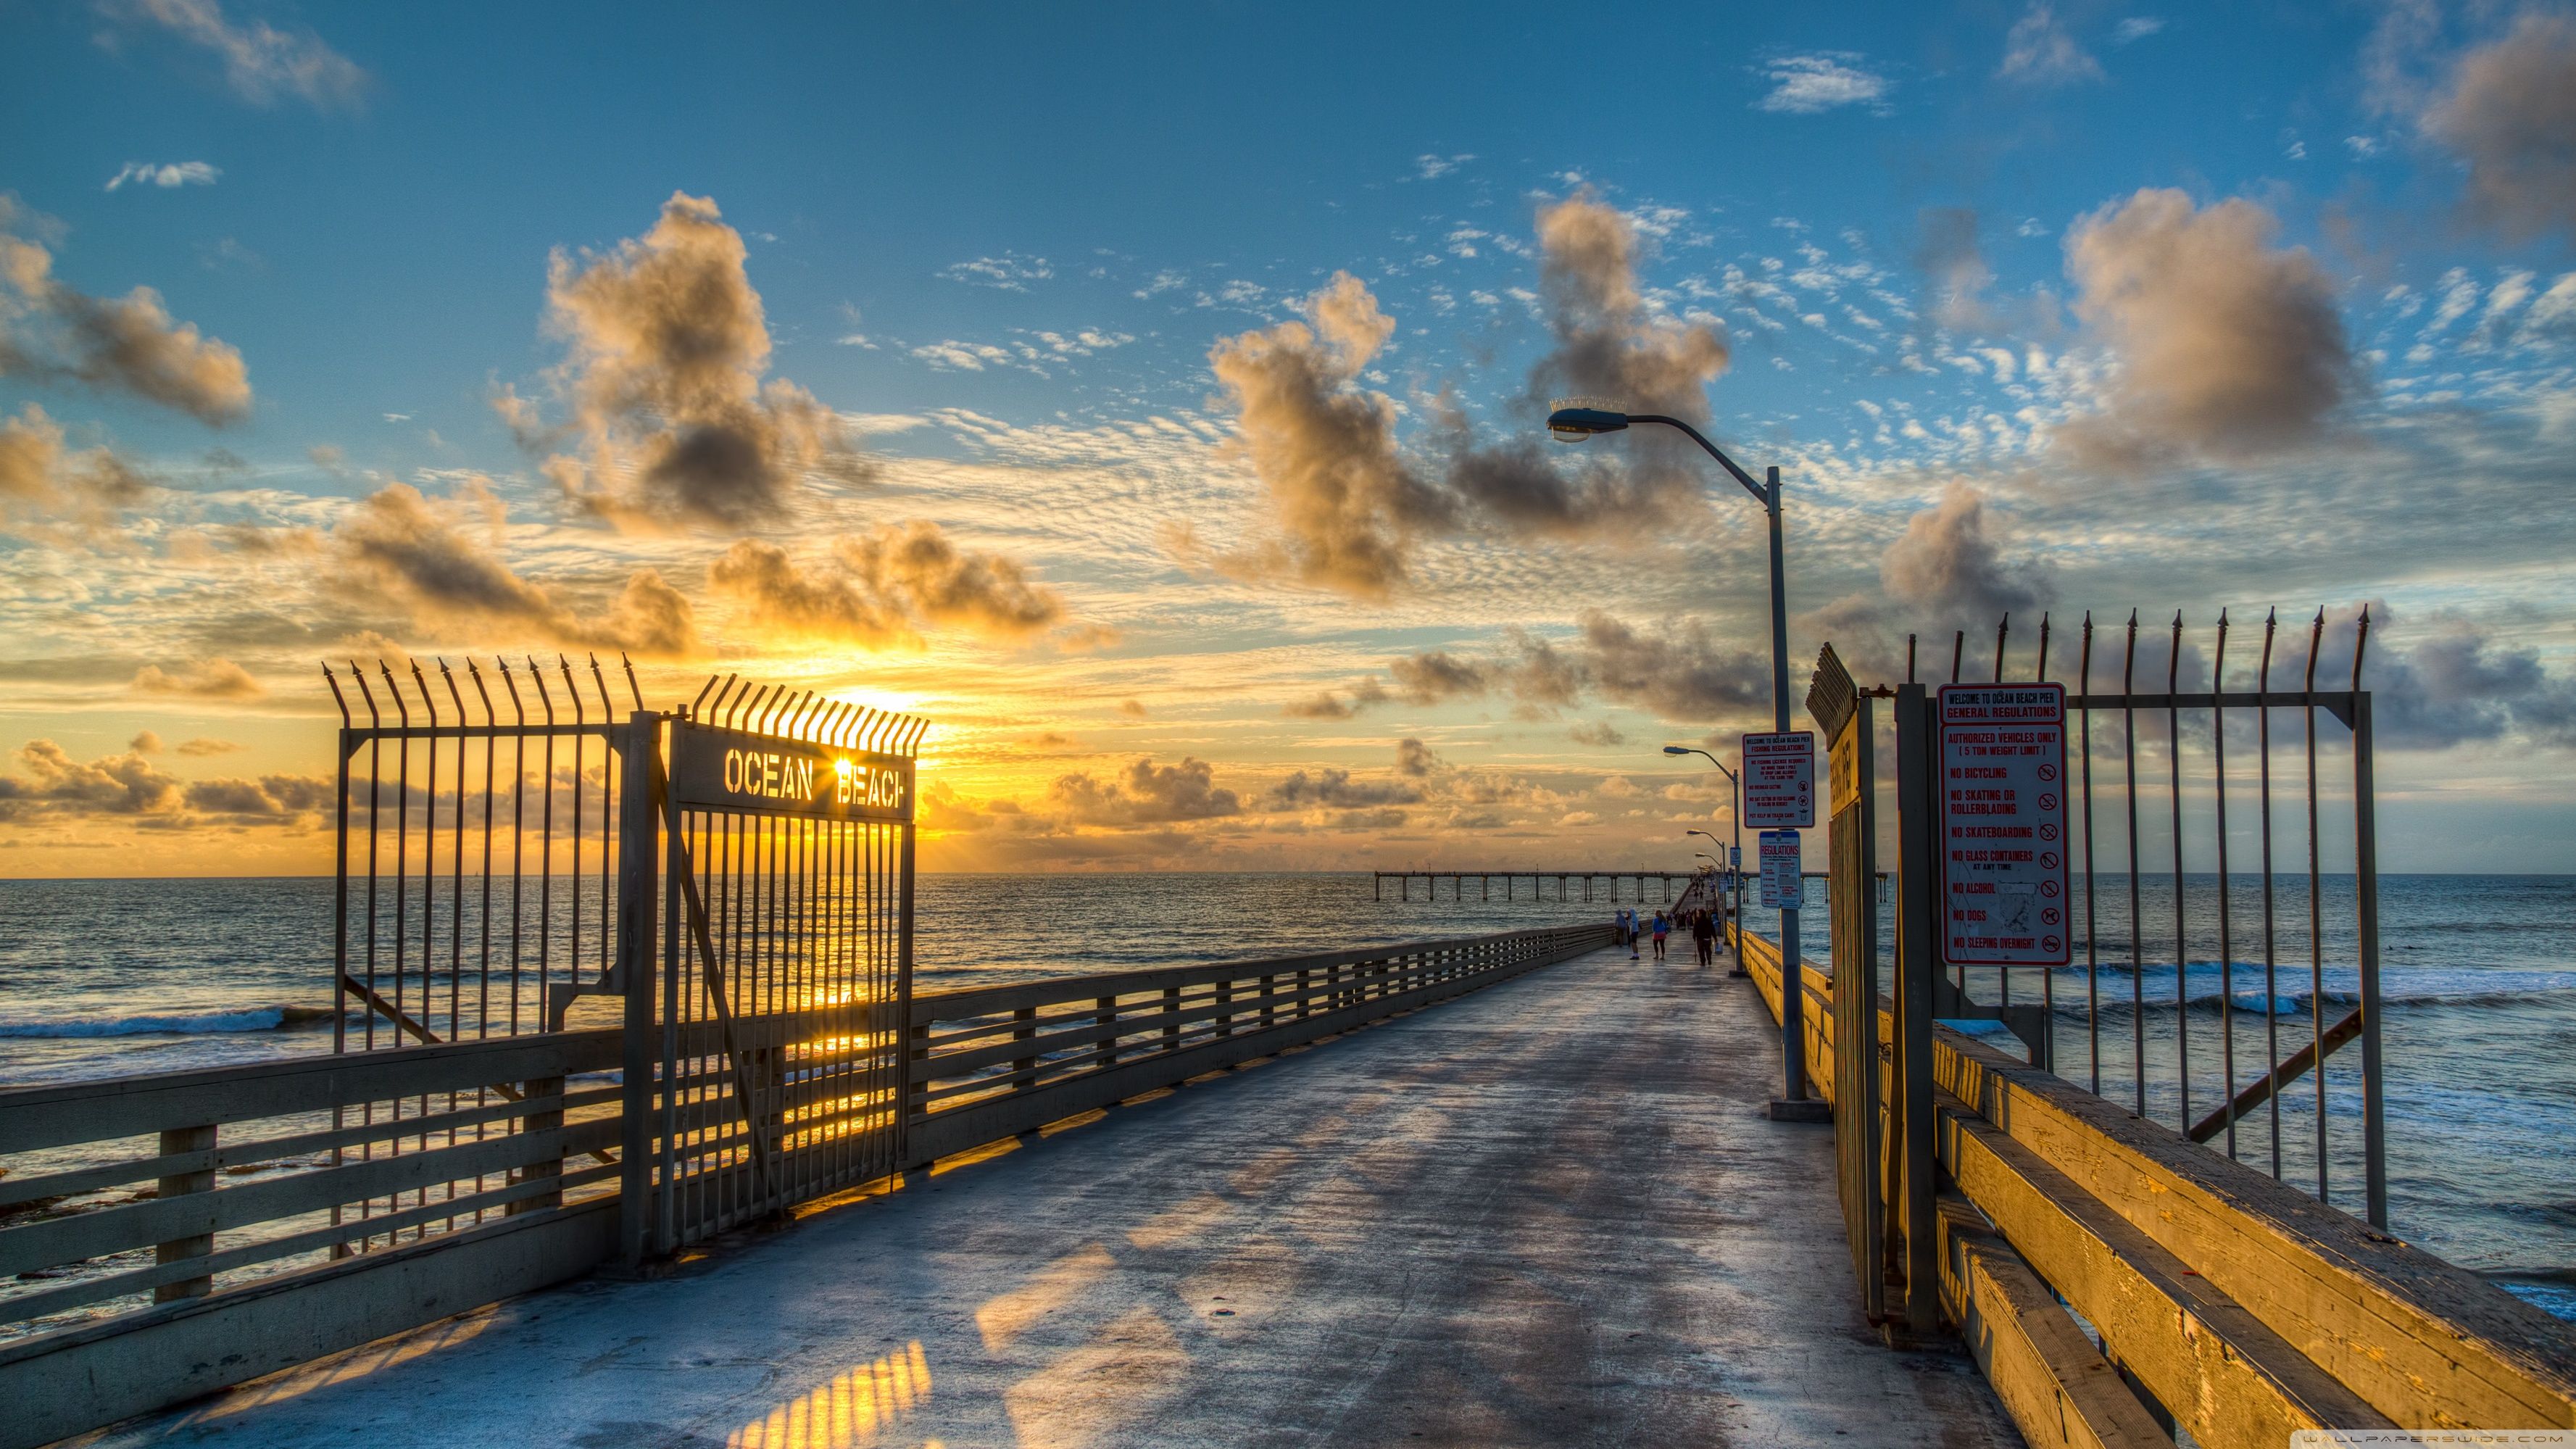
[0, 1005, 333, 1039]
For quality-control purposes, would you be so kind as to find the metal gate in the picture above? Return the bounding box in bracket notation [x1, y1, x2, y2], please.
[325, 660, 926, 1264]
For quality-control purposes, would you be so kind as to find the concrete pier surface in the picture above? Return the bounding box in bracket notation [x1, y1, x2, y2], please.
[81, 945, 2019, 1449]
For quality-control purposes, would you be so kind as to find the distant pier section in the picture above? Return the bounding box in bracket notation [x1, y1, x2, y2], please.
[1374, 868, 1710, 902]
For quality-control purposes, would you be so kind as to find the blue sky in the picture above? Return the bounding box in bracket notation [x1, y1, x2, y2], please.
[4, 0, 2575, 873]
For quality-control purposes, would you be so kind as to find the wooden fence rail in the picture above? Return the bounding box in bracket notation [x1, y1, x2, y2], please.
[1731, 926, 2576, 1445]
[0, 922, 1608, 1449]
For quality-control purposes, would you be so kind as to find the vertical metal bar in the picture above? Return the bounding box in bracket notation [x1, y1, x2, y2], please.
[562, 657, 586, 1018]
[2351, 613, 2388, 1229]
[2121, 613, 2145, 1115]
[501, 663, 528, 1034]
[531, 661, 557, 1031]
[2166, 613, 2190, 1132]
[2258, 611, 2283, 1176]
[2211, 612, 2238, 1158]
[386, 664, 412, 1067]
[896, 813, 917, 1166]
[470, 664, 497, 1042]
[620, 713, 660, 1265]
[2303, 608, 2328, 1203]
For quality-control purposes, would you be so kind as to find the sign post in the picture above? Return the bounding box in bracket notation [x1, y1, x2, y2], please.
[1743, 730, 1821, 1116]
[1936, 684, 2071, 970]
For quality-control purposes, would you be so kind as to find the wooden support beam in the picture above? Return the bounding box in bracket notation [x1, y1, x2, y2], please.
[1935, 1195, 2175, 1449]
[1936, 1097, 2393, 1447]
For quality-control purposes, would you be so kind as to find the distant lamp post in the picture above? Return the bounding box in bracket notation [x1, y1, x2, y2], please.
[1556, 402, 1806, 1105]
[1673, 749, 1745, 966]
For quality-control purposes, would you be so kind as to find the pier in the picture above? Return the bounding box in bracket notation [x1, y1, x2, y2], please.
[7, 657, 2576, 1448]
[1374, 868, 1718, 902]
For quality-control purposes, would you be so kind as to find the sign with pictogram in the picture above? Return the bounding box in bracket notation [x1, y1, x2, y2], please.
[1937, 684, 2069, 966]
[1759, 830, 1803, 910]
[1742, 731, 1816, 829]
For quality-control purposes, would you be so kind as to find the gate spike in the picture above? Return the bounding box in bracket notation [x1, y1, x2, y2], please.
[852, 706, 879, 750]
[381, 661, 410, 726]
[587, 654, 613, 718]
[411, 660, 438, 727]
[466, 659, 495, 724]
[2213, 610, 2231, 695]
[1994, 613, 2010, 684]
[497, 657, 525, 725]
[349, 660, 380, 726]
[2122, 610, 2140, 696]
[438, 658, 468, 725]
[1906, 632, 1917, 684]
[2351, 605, 2372, 689]
[709, 674, 742, 726]
[557, 656, 584, 726]
[322, 663, 352, 727]
[736, 685, 770, 731]
[1950, 628, 1965, 684]
[2166, 612, 2184, 694]
[757, 687, 789, 734]
[621, 652, 644, 713]
[2035, 613, 2052, 684]
[2303, 608, 2326, 692]
[527, 657, 555, 725]
[2077, 613, 2094, 700]
[2259, 608, 2278, 693]
[689, 673, 720, 717]
[826, 702, 855, 744]
[784, 691, 815, 739]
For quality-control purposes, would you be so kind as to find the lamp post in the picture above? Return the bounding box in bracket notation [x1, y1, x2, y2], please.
[1670, 748, 1744, 934]
[1559, 404, 1811, 1106]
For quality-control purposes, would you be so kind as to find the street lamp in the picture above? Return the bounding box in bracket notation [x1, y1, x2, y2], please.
[1559, 404, 1813, 1108]
[1670, 747, 1745, 943]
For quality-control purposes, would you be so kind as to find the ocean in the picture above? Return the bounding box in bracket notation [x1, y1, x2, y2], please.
[1, 871, 2569, 1323]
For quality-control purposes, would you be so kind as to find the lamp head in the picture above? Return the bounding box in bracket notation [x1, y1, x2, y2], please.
[1662, 744, 1689, 755]
[1547, 405, 1629, 442]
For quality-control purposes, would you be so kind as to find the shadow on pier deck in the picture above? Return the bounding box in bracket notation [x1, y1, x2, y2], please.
[83, 943, 2016, 1449]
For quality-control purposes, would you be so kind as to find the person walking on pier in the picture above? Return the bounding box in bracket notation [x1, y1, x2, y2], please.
[1692, 908, 1716, 968]
[1650, 910, 1669, 961]
[1620, 907, 1639, 960]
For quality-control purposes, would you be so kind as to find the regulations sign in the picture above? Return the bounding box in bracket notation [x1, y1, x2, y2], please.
[1759, 830, 1803, 910]
[1742, 731, 1816, 829]
[1937, 684, 2069, 966]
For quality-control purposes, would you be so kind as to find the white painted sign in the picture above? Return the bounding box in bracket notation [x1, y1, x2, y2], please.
[1759, 831, 1803, 910]
[1742, 731, 1816, 829]
[1937, 684, 2071, 966]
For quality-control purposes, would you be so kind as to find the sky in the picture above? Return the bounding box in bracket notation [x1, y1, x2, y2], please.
[4, 0, 2576, 876]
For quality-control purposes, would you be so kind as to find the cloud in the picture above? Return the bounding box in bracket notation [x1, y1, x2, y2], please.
[1756, 54, 1891, 114]
[1281, 678, 1389, 719]
[0, 202, 253, 424]
[183, 772, 333, 817]
[330, 480, 699, 655]
[1442, 194, 1731, 536]
[1263, 768, 1421, 810]
[1117, 699, 1148, 718]
[708, 520, 1065, 645]
[1810, 484, 2052, 677]
[1050, 756, 1241, 824]
[1208, 272, 1457, 597]
[1414, 154, 1475, 180]
[939, 254, 1052, 291]
[2273, 605, 2576, 750]
[1387, 610, 1769, 723]
[0, 739, 183, 818]
[0, 404, 151, 533]
[99, 0, 367, 109]
[175, 736, 242, 755]
[1396, 738, 1442, 777]
[1569, 720, 1626, 746]
[514, 192, 862, 530]
[133, 657, 265, 699]
[1914, 207, 1997, 331]
[1998, 4, 2105, 86]
[105, 162, 220, 191]
[2113, 17, 2164, 44]
[2422, 12, 2576, 241]
[2056, 188, 2356, 466]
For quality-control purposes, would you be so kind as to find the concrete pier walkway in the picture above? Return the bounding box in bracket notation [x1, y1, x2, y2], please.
[85, 945, 2019, 1449]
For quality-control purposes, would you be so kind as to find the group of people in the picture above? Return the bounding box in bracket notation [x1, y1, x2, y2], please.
[1613, 902, 1728, 968]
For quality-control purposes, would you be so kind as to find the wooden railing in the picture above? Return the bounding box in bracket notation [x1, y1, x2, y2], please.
[904, 923, 1610, 1162]
[1731, 927, 2576, 1444]
[0, 922, 1607, 1449]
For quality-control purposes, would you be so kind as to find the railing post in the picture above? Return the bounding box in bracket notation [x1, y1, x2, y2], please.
[511, 1074, 565, 1215]
[2352, 691, 2388, 1229]
[615, 713, 660, 1266]
[1162, 985, 1180, 1050]
[1260, 973, 1276, 1030]
[1012, 1006, 1037, 1089]
[1216, 979, 1233, 1038]
[1094, 995, 1118, 1069]
[152, 1124, 216, 1302]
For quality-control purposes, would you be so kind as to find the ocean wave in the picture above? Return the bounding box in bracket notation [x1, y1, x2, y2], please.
[0, 1005, 336, 1039]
